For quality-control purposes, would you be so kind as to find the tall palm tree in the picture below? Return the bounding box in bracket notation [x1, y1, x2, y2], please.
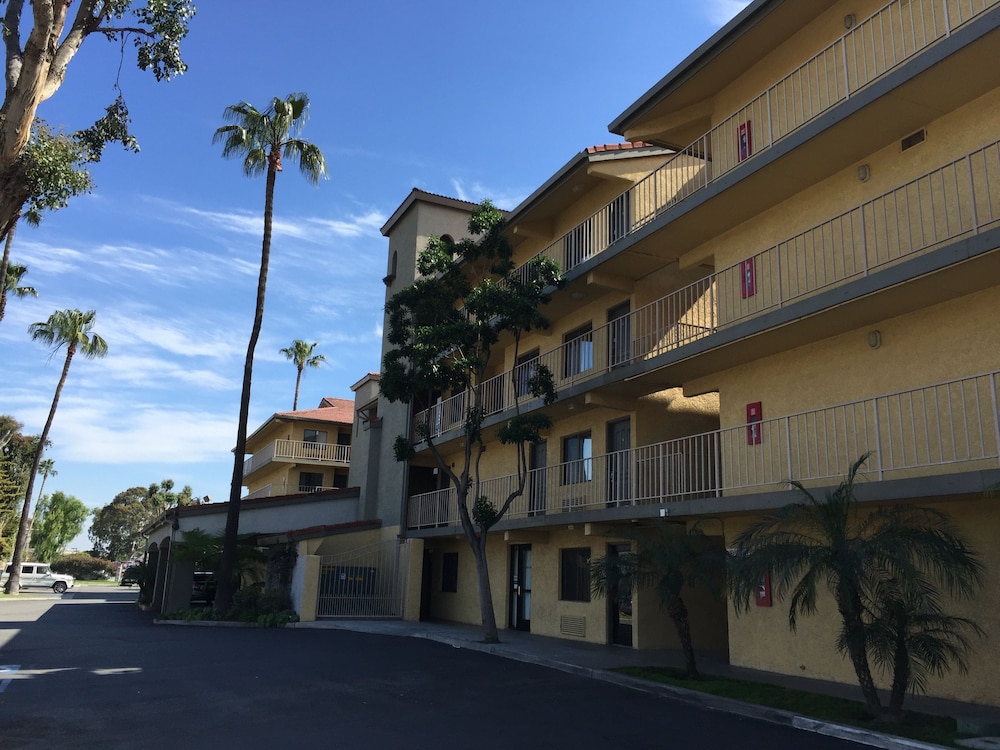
[4, 309, 107, 594]
[591, 521, 726, 679]
[280, 339, 326, 410]
[1, 261, 38, 322]
[729, 454, 982, 717]
[35, 458, 57, 503]
[212, 93, 326, 612]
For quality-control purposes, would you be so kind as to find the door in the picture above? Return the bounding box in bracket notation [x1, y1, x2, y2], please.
[509, 544, 532, 632]
[608, 302, 631, 369]
[608, 543, 633, 647]
[528, 442, 547, 516]
[607, 418, 631, 507]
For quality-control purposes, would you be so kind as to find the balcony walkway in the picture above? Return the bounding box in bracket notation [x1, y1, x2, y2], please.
[294, 617, 1000, 740]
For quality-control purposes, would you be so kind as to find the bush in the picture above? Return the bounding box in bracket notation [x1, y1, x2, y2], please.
[52, 553, 115, 580]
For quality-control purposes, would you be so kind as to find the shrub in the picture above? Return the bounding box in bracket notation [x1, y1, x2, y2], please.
[52, 552, 115, 580]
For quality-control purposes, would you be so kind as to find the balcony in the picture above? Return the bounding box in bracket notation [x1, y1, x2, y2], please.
[511, 0, 1000, 286]
[415, 137, 1000, 442]
[407, 369, 1000, 530]
[243, 439, 352, 478]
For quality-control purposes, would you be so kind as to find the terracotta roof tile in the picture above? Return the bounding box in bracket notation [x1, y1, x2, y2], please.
[586, 141, 654, 154]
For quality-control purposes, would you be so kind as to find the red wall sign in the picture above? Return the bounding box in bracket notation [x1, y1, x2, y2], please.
[746, 401, 762, 445]
[756, 571, 773, 607]
[738, 120, 753, 162]
[740, 257, 756, 298]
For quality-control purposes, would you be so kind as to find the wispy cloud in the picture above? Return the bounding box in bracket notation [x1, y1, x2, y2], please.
[448, 179, 528, 211]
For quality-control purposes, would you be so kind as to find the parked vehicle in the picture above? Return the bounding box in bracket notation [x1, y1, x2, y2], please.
[120, 566, 143, 587]
[2, 562, 75, 594]
[191, 571, 217, 605]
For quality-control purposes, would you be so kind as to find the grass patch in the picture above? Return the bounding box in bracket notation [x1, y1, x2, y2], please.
[618, 666, 963, 748]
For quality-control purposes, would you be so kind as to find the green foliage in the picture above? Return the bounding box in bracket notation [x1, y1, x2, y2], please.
[30, 490, 88, 562]
[472, 496, 498, 528]
[21, 120, 94, 218]
[52, 552, 115, 580]
[729, 454, 983, 716]
[162, 586, 298, 627]
[89, 480, 196, 560]
[75, 97, 140, 161]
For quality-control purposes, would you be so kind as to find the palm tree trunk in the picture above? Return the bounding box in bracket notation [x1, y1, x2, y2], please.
[4, 345, 75, 594]
[840, 603, 883, 716]
[668, 597, 700, 679]
[293, 366, 302, 410]
[888, 634, 910, 720]
[216, 161, 277, 613]
[0, 219, 17, 323]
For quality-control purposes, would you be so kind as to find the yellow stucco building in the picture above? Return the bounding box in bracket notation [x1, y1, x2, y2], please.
[352, 0, 1000, 708]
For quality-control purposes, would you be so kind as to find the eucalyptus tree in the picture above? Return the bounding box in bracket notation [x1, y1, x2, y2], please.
[381, 201, 562, 643]
[212, 93, 327, 613]
[30, 490, 87, 562]
[729, 454, 983, 717]
[0, 2, 194, 239]
[280, 339, 326, 410]
[4, 309, 107, 594]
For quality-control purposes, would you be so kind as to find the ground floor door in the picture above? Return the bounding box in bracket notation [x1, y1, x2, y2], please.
[608, 542, 633, 647]
[509, 544, 532, 632]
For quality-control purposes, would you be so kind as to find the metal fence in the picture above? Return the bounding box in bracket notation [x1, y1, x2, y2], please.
[317, 539, 409, 618]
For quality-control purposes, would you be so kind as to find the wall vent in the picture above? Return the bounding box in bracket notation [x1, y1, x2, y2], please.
[901, 129, 926, 151]
[560, 615, 587, 638]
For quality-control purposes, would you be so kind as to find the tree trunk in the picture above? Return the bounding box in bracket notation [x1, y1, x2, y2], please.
[293, 366, 302, 410]
[0, 219, 18, 322]
[472, 531, 500, 643]
[839, 603, 883, 716]
[4, 345, 74, 594]
[667, 596, 700, 679]
[887, 634, 910, 720]
[215, 162, 277, 613]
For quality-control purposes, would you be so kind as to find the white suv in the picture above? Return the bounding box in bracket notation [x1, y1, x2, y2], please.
[2, 562, 75, 594]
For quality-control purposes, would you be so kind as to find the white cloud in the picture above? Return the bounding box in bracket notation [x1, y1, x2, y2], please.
[448, 179, 528, 211]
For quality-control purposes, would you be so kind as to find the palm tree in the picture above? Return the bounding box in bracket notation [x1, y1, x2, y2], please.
[729, 454, 982, 717]
[864, 573, 984, 719]
[4, 309, 107, 594]
[1, 261, 38, 322]
[212, 93, 326, 613]
[280, 339, 326, 410]
[35, 458, 57, 503]
[591, 521, 726, 679]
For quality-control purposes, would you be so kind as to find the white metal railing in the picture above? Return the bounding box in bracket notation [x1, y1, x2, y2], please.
[407, 370, 1000, 529]
[243, 485, 272, 500]
[243, 439, 352, 477]
[414, 137, 1000, 441]
[510, 0, 999, 285]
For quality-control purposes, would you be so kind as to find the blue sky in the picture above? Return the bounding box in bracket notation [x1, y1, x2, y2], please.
[0, 0, 749, 551]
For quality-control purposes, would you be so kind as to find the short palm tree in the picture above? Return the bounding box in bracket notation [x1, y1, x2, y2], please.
[591, 521, 726, 679]
[280, 339, 326, 410]
[729, 454, 982, 717]
[1, 262, 38, 322]
[35, 458, 57, 503]
[212, 93, 327, 612]
[864, 572, 984, 718]
[4, 309, 107, 594]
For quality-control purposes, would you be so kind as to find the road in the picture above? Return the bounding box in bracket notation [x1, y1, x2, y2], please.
[0, 586, 866, 749]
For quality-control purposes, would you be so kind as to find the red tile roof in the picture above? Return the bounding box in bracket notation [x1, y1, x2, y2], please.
[275, 397, 354, 425]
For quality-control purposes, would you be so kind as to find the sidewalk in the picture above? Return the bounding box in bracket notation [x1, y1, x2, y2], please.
[291, 618, 1000, 750]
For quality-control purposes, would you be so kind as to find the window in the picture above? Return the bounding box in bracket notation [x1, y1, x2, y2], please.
[298, 471, 324, 493]
[441, 552, 458, 593]
[560, 548, 591, 602]
[303, 430, 327, 444]
[515, 349, 540, 397]
[562, 431, 592, 485]
[563, 324, 593, 379]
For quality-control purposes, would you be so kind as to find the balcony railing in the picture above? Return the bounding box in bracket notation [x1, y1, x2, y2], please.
[407, 369, 1000, 529]
[243, 439, 352, 477]
[414, 137, 1000, 441]
[511, 0, 999, 287]
[243, 485, 273, 500]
